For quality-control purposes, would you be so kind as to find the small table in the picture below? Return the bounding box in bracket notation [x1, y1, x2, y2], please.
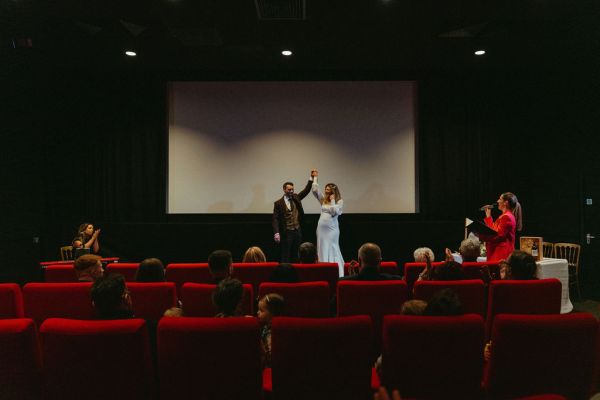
[536, 257, 572, 314]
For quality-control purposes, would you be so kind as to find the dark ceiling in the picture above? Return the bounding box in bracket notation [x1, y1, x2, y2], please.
[3, 0, 600, 73]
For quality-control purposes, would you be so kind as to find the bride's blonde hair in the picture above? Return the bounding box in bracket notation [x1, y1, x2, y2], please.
[321, 183, 342, 204]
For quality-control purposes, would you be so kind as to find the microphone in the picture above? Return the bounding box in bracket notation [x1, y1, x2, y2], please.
[479, 204, 496, 211]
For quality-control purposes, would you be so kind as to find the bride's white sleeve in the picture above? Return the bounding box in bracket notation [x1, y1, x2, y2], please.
[312, 178, 323, 202]
[324, 199, 343, 216]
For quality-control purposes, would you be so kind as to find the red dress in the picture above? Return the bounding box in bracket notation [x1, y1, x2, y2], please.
[481, 211, 516, 262]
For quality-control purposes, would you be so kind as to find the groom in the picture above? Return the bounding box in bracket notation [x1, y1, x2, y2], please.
[272, 171, 316, 262]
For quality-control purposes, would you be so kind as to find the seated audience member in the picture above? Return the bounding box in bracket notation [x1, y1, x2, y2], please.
[77, 222, 101, 254]
[74, 254, 103, 282]
[459, 237, 481, 262]
[298, 242, 318, 264]
[257, 293, 285, 367]
[423, 288, 463, 316]
[500, 250, 538, 280]
[413, 247, 435, 262]
[163, 307, 184, 317]
[340, 243, 402, 281]
[269, 263, 300, 283]
[212, 278, 244, 317]
[400, 299, 427, 316]
[208, 250, 233, 284]
[418, 249, 466, 282]
[91, 274, 134, 319]
[242, 246, 267, 263]
[135, 257, 165, 282]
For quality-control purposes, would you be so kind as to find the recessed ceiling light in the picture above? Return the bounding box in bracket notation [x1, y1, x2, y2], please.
[125, 50, 137, 57]
[281, 50, 292, 56]
[474, 50, 486, 56]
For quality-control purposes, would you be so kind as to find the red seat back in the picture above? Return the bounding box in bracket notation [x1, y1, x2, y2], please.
[382, 314, 484, 399]
[0, 283, 24, 318]
[343, 261, 400, 276]
[258, 282, 330, 317]
[23, 283, 94, 326]
[181, 283, 254, 316]
[270, 316, 373, 400]
[40, 318, 153, 400]
[165, 263, 213, 296]
[158, 317, 262, 400]
[413, 279, 486, 316]
[0, 318, 42, 398]
[292, 263, 339, 291]
[484, 313, 599, 400]
[462, 261, 500, 280]
[232, 262, 278, 294]
[126, 282, 177, 320]
[44, 264, 78, 282]
[403, 262, 444, 295]
[486, 279, 562, 339]
[106, 263, 140, 282]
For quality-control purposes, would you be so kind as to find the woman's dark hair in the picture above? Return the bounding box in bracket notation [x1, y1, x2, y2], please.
[269, 263, 299, 283]
[430, 261, 466, 281]
[501, 192, 523, 231]
[260, 293, 285, 316]
[78, 222, 93, 239]
[135, 258, 165, 282]
[424, 288, 463, 316]
[91, 273, 128, 319]
[212, 278, 244, 316]
[506, 250, 537, 280]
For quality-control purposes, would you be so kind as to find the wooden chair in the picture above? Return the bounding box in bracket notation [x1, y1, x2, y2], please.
[60, 246, 73, 261]
[553, 242, 581, 299]
[542, 242, 554, 258]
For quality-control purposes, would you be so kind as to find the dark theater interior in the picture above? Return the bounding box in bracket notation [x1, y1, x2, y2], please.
[2, 0, 600, 399]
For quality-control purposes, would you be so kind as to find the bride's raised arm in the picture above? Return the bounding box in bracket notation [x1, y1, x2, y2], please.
[311, 170, 323, 202]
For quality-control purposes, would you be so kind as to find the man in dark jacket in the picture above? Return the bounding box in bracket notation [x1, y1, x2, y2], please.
[340, 243, 401, 281]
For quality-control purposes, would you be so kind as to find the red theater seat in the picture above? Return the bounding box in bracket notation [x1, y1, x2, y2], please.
[484, 313, 598, 400]
[180, 283, 254, 316]
[23, 283, 94, 325]
[292, 263, 339, 291]
[486, 279, 562, 339]
[0, 318, 42, 399]
[40, 318, 153, 400]
[232, 262, 278, 293]
[266, 316, 374, 400]
[343, 261, 400, 276]
[413, 279, 486, 316]
[258, 281, 330, 317]
[127, 282, 177, 320]
[106, 263, 140, 281]
[165, 263, 213, 296]
[0, 283, 24, 318]
[44, 264, 78, 282]
[403, 261, 444, 295]
[337, 280, 408, 357]
[462, 261, 500, 280]
[158, 317, 262, 400]
[381, 314, 484, 399]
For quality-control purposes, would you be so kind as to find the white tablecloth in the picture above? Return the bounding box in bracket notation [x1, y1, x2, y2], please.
[536, 257, 572, 314]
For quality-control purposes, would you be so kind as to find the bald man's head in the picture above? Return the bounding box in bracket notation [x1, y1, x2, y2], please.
[358, 243, 382, 269]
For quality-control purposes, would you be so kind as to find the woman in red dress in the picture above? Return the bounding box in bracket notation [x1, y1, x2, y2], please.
[481, 192, 522, 262]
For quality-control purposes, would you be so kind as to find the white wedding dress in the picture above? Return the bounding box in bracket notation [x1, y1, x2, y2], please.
[312, 178, 345, 277]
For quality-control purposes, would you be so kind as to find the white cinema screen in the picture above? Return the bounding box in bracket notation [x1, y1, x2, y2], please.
[167, 81, 417, 214]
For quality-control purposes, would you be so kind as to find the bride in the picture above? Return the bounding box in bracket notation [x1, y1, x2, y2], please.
[311, 169, 345, 276]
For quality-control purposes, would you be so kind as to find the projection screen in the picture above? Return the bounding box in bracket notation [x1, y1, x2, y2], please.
[167, 81, 417, 214]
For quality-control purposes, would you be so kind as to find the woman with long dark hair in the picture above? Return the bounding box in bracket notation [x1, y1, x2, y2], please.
[480, 192, 523, 262]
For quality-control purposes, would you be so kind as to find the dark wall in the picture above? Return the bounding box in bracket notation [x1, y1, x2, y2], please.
[2, 66, 596, 293]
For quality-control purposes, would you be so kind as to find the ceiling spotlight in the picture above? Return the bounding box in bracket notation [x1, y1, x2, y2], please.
[474, 50, 486, 56]
[125, 50, 137, 57]
[281, 50, 293, 56]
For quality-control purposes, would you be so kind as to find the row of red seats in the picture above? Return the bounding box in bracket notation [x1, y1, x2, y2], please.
[1, 313, 596, 400]
[43, 261, 498, 293]
[1, 279, 562, 340]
